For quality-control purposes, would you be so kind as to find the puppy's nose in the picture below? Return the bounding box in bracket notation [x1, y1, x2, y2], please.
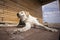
[17, 13, 20, 18]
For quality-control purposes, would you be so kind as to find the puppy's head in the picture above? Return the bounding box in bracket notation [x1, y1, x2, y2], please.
[17, 11, 30, 20]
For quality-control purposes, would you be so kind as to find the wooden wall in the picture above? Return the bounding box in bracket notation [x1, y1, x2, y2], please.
[0, 0, 42, 23]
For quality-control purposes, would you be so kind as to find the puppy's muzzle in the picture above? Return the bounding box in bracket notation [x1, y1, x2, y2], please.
[17, 13, 20, 18]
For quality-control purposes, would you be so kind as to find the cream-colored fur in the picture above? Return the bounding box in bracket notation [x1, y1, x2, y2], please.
[13, 11, 58, 33]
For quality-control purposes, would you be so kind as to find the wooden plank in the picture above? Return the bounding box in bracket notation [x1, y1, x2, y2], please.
[0, 0, 43, 23]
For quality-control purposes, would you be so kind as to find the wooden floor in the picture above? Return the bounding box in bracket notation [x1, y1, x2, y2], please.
[0, 27, 59, 40]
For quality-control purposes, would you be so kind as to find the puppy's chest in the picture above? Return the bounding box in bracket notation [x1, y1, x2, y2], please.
[24, 18, 35, 24]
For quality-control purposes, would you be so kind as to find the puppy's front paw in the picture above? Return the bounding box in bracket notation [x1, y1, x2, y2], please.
[10, 30, 20, 34]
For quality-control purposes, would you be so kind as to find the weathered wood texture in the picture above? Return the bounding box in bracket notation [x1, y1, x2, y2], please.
[0, 0, 42, 23]
[0, 27, 59, 40]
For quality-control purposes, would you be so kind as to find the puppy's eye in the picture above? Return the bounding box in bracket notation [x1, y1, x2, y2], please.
[21, 12, 23, 14]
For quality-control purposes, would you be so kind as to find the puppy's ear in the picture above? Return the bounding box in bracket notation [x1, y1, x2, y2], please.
[25, 11, 30, 17]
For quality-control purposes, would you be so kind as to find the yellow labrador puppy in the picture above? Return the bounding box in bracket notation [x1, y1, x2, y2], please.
[13, 11, 58, 33]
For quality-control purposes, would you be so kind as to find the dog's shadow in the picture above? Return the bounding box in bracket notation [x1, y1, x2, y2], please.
[17, 19, 26, 28]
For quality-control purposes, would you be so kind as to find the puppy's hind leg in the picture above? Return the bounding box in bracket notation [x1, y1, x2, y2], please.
[40, 25, 58, 32]
[34, 20, 58, 32]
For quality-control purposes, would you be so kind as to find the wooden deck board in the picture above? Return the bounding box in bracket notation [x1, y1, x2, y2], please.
[0, 27, 59, 40]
